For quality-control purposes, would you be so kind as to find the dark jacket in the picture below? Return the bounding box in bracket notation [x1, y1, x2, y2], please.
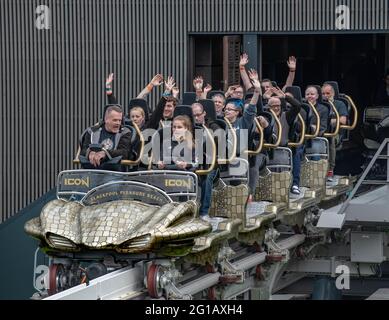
[160, 138, 198, 171]
[274, 95, 301, 146]
[80, 124, 133, 161]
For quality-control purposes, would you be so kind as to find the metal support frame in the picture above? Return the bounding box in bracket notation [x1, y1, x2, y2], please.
[44, 235, 306, 300]
[44, 264, 144, 300]
[318, 138, 389, 229]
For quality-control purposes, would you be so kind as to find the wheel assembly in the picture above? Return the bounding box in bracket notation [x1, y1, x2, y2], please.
[147, 264, 165, 298]
[48, 263, 65, 296]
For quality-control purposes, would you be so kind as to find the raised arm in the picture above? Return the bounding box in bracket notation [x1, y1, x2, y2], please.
[282, 56, 297, 91]
[225, 85, 237, 99]
[172, 86, 180, 99]
[248, 70, 262, 106]
[136, 74, 164, 99]
[238, 70, 260, 129]
[146, 96, 167, 130]
[239, 53, 253, 91]
[193, 76, 204, 100]
[164, 76, 176, 97]
[201, 83, 212, 100]
[105, 73, 118, 104]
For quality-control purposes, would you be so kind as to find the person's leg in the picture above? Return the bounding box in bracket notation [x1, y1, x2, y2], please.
[292, 145, 304, 188]
[328, 137, 336, 172]
[248, 154, 264, 197]
[199, 169, 218, 216]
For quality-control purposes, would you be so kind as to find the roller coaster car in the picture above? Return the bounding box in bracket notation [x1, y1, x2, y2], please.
[186, 106, 242, 265]
[204, 114, 277, 247]
[24, 170, 212, 257]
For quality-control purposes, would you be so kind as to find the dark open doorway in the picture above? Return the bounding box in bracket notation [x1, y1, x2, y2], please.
[189, 33, 387, 108]
[189, 33, 388, 174]
[261, 34, 387, 110]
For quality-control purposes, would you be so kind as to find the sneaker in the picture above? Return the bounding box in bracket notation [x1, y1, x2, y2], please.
[290, 185, 301, 195]
[327, 170, 334, 182]
[200, 215, 212, 222]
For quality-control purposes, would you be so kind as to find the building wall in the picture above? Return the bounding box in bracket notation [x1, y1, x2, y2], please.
[1, 0, 388, 222]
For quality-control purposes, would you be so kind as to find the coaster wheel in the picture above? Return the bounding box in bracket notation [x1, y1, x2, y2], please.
[266, 254, 284, 263]
[206, 262, 217, 300]
[48, 263, 65, 296]
[147, 264, 164, 299]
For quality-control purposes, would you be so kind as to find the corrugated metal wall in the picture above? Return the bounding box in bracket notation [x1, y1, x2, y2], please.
[1, 0, 388, 222]
[187, 0, 389, 32]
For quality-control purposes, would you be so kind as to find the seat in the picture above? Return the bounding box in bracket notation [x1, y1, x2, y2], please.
[254, 147, 292, 219]
[324, 80, 358, 132]
[122, 120, 145, 169]
[309, 85, 332, 134]
[285, 86, 317, 139]
[300, 137, 329, 201]
[128, 98, 150, 121]
[173, 104, 193, 119]
[197, 99, 216, 120]
[183, 92, 197, 105]
[207, 90, 225, 100]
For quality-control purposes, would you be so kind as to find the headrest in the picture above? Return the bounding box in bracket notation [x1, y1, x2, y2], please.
[198, 99, 216, 121]
[324, 81, 340, 99]
[285, 86, 303, 102]
[128, 98, 149, 121]
[173, 105, 194, 120]
[208, 90, 225, 100]
[183, 92, 197, 105]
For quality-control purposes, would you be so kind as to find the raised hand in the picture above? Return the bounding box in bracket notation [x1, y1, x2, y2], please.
[172, 86, 180, 98]
[240, 53, 249, 66]
[263, 88, 273, 100]
[193, 76, 204, 91]
[204, 83, 212, 95]
[226, 85, 238, 96]
[248, 68, 259, 81]
[257, 115, 269, 128]
[251, 78, 261, 90]
[272, 86, 286, 98]
[105, 73, 114, 88]
[165, 76, 176, 92]
[150, 74, 164, 87]
[287, 56, 297, 71]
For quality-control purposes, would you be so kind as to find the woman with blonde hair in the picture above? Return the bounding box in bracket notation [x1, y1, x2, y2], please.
[129, 106, 146, 130]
